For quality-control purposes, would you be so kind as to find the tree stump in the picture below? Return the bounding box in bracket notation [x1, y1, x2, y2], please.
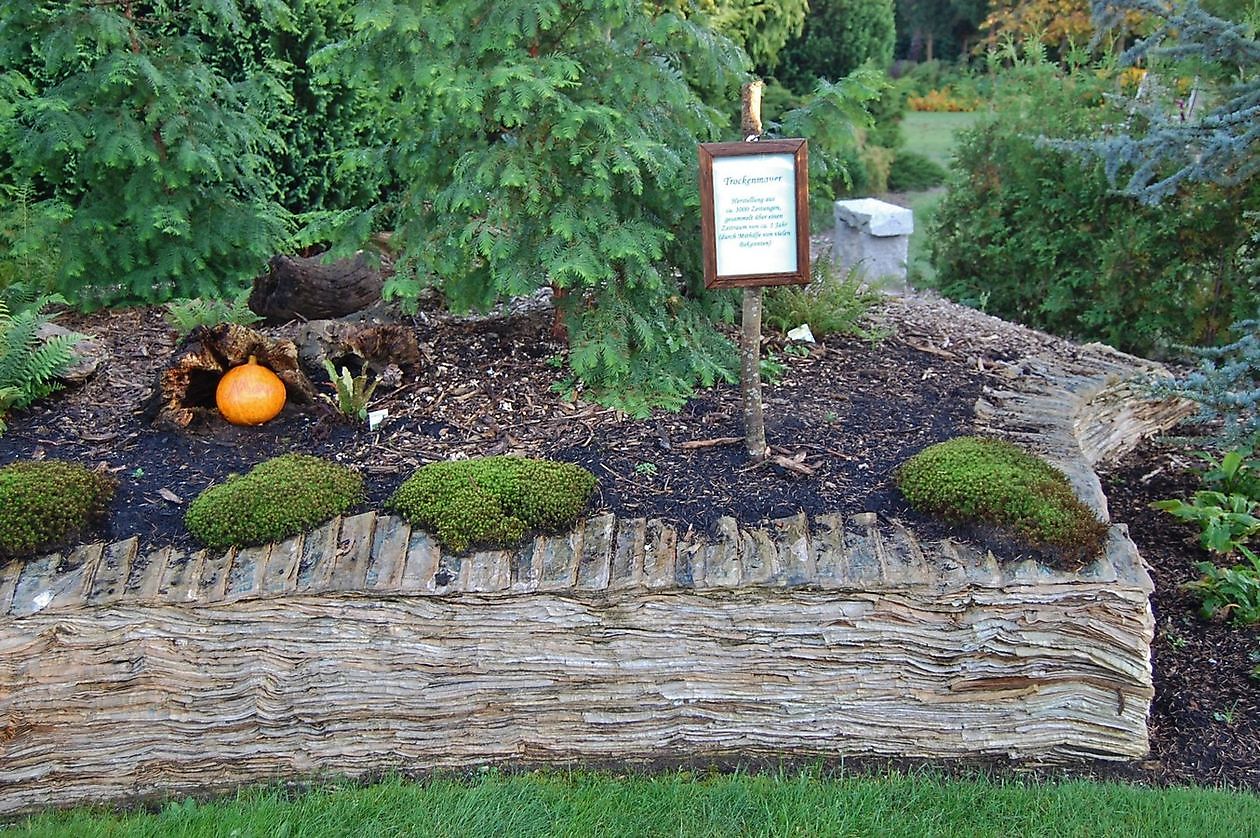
[248, 252, 386, 322]
[297, 321, 423, 382]
[145, 324, 323, 430]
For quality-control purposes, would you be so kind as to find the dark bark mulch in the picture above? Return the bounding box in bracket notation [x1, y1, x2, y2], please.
[0, 300, 985, 553]
[1099, 441, 1260, 791]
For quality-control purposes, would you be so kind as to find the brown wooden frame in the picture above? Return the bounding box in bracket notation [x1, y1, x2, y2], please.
[699, 139, 810, 289]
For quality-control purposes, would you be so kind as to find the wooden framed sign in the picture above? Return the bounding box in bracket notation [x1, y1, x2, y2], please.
[699, 139, 810, 289]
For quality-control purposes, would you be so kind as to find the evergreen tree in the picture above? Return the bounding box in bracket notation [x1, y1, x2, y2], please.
[651, 1, 810, 71]
[0, 1, 293, 307]
[316, 0, 750, 414]
[1085, 0, 1259, 203]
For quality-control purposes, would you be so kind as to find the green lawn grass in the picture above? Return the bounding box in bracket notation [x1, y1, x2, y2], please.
[8, 769, 1258, 837]
[896, 110, 983, 286]
[901, 111, 983, 170]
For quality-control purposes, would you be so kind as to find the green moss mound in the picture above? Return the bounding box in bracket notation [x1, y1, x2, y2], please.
[185, 454, 364, 549]
[387, 456, 597, 552]
[0, 460, 115, 558]
[896, 436, 1109, 568]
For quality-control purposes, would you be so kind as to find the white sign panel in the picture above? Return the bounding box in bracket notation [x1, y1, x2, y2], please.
[711, 153, 798, 277]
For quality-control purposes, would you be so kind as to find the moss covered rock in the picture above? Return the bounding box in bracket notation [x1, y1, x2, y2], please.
[186, 454, 363, 549]
[0, 460, 115, 558]
[387, 456, 597, 552]
[896, 436, 1108, 568]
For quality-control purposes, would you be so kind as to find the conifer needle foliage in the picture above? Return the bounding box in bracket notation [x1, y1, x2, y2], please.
[0, 1, 293, 307]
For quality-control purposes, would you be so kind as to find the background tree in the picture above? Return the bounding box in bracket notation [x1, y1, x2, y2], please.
[895, 0, 988, 62]
[655, 0, 811, 71]
[776, 0, 896, 93]
[980, 0, 1097, 54]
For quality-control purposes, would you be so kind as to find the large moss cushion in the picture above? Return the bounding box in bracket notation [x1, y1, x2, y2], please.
[895, 436, 1108, 568]
[387, 456, 597, 552]
[0, 460, 116, 559]
[185, 454, 364, 549]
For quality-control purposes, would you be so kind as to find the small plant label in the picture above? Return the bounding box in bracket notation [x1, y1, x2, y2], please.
[699, 139, 810, 289]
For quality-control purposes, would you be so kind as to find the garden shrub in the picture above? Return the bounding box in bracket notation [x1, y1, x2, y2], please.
[896, 436, 1109, 568]
[906, 88, 979, 112]
[930, 59, 1259, 356]
[0, 460, 115, 558]
[888, 150, 947, 191]
[0, 1, 386, 309]
[185, 454, 364, 549]
[387, 457, 597, 553]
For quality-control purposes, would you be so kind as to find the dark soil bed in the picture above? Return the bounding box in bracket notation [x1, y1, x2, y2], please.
[0, 297, 988, 553]
[1099, 440, 1260, 791]
[1, 294, 1257, 792]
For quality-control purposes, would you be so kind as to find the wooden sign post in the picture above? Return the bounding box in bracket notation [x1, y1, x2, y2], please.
[698, 82, 810, 462]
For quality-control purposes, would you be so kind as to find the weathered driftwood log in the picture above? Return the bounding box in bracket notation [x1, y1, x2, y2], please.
[145, 323, 322, 429]
[249, 252, 384, 322]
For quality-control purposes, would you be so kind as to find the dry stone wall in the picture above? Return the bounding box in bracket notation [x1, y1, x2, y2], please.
[0, 300, 1194, 816]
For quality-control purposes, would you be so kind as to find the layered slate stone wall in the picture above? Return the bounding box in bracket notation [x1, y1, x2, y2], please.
[0, 302, 1193, 816]
[1, 511, 1154, 815]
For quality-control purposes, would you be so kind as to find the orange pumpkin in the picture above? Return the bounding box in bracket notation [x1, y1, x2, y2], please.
[216, 356, 287, 426]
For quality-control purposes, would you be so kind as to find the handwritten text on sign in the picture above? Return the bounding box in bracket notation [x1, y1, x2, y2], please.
[711, 153, 797, 277]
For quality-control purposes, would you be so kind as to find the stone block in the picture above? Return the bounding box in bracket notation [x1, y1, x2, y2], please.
[833, 198, 914, 291]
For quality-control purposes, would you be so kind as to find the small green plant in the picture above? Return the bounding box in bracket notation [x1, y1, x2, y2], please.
[0, 460, 116, 558]
[162, 291, 262, 338]
[633, 462, 658, 478]
[387, 456, 596, 553]
[0, 294, 81, 435]
[1195, 447, 1260, 499]
[1212, 700, 1242, 725]
[1249, 648, 1260, 682]
[895, 436, 1109, 568]
[322, 359, 380, 422]
[1182, 550, 1260, 626]
[185, 454, 364, 549]
[1156, 447, 1260, 627]
[763, 260, 879, 340]
[760, 353, 786, 385]
[1151, 492, 1259, 556]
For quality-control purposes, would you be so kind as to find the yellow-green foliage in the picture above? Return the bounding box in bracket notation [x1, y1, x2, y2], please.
[0, 460, 115, 558]
[387, 456, 596, 552]
[185, 454, 363, 549]
[896, 436, 1108, 568]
